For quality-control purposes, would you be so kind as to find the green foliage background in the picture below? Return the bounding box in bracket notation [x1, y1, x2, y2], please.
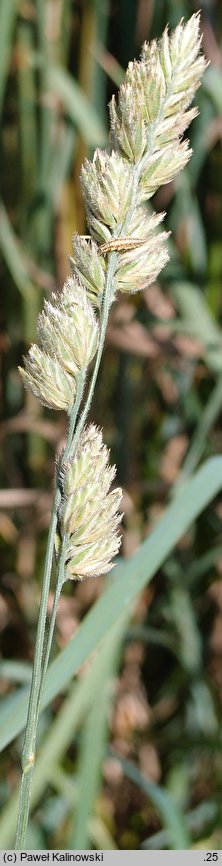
[1, 0, 222, 851]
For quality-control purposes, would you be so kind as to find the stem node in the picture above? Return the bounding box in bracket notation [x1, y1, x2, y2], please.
[22, 752, 35, 773]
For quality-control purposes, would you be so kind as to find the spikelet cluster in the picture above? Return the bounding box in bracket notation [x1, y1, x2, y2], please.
[71, 161, 171, 304]
[109, 13, 206, 176]
[81, 151, 133, 239]
[58, 425, 123, 580]
[113, 208, 169, 294]
[19, 279, 98, 412]
[69, 13, 206, 308]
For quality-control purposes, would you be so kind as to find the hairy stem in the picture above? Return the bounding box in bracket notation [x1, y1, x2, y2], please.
[15, 498, 59, 849]
[71, 255, 117, 452]
[36, 538, 69, 719]
[15, 538, 68, 849]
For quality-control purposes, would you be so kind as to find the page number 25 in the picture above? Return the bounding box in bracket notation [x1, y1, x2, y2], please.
[204, 856, 218, 862]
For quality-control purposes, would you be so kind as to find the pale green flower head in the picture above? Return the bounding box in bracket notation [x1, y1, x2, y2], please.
[112, 207, 169, 293]
[76, 14, 206, 307]
[58, 424, 123, 580]
[109, 13, 206, 170]
[81, 150, 133, 230]
[19, 345, 76, 412]
[19, 279, 99, 412]
[60, 278, 99, 367]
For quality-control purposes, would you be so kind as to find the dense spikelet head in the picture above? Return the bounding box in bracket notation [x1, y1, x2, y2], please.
[109, 12, 207, 179]
[78, 14, 206, 305]
[58, 424, 123, 580]
[138, 140, 192, 202]
[110, 207, 170, 294]
[114, 235, 169, 294]
[19, 346, 76, 411]
[81, 150, 133, 229]
[19, 279, 99, 412]
[61, 278, 99, 365]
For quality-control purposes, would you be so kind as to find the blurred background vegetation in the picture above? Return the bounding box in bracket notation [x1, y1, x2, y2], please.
[1, 0, 222, 851]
